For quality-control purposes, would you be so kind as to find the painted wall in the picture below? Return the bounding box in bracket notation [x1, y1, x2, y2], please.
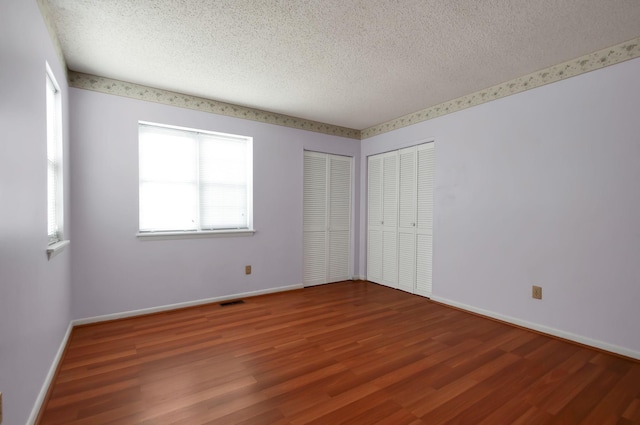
[360, 57, 640, 356]
[0, 1, 72, 424]
[69, 88, 360, 319]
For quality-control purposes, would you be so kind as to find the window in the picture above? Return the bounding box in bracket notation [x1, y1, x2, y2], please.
[138, 122, 253, 235]
[46, 63, 64, 246]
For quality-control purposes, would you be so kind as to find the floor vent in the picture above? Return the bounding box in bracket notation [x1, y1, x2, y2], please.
[220, 300, 245, 307]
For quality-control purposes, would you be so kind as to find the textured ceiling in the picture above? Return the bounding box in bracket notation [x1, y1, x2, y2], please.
[47, 0, 640, 131]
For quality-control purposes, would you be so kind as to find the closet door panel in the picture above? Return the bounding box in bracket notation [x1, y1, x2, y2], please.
[367, 154, 383, 283]
[303, 153, 328, 232]
[416, 234, 433, 296]
[368, 155, 383, 229]
[304, 151, 352, 287]
[304, 231, 327, 286]
[381, 152, 399, 287]
[367, 229, 383, 283]
[328, 230, 350, 282]
[398, 147, 416, 230]
[382, 153, 398, 228]
[367, 142, 434, 297]
[417, 144, 435, 231]
[329, 155, 352, 231]
[328, 155, 352, 281]
[398, 232, 416, 293]
[398, 147, 417, 293]
[381, 230, 398, 288]
[416, 143, 434, 296]
[303, 152, 328, 285]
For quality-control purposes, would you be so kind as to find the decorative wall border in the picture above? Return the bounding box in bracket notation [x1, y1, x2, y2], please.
[68, 72, 361, 139]
[361, 37, 640, 139]
[38, 0, 640, 142]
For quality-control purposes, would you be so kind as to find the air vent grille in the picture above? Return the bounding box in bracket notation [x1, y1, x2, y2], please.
[220, 300, 245, 307]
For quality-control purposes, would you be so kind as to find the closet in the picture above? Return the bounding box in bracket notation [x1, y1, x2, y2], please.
[303, 151, 352, 286]
[367, 142, 434, 297]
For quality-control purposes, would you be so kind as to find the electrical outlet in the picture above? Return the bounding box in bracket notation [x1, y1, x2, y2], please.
[532, 285, 542, 300]
[245, 265, 251, 275]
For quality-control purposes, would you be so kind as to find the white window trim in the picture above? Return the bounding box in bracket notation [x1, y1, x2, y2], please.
[138, 121, 254, 235]
[47, 240, 70, 259]
[46, 62, 69, 259]
[136, 229, 256, 240]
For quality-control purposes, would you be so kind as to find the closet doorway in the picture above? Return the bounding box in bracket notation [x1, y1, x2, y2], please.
[303, 151, 353, 286]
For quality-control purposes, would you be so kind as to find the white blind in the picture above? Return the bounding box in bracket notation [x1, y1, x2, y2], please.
[199, 134, 249, 229]
[139, 123, 252, 232]
[46, 71, 61, 245]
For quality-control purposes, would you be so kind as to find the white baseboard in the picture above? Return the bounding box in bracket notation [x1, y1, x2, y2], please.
[73, 283, 304, 326]
[352, 275, 367, 281]
[27, 322, 73, 425]
[430, 295, 640, 361]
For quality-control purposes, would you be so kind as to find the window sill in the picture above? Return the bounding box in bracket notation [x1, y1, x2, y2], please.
[47, 240, 70, 260]
[136, 229, 256, 240]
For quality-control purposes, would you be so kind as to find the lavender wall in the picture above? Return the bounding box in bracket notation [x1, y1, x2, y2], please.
[0, 1, 72, 424]
[360, 58, 640, 356]
[69, 88, 360, 319]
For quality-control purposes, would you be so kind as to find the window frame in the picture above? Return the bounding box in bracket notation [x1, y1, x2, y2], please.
[136, 121, 255, 239]
[46, 62, 68, 258]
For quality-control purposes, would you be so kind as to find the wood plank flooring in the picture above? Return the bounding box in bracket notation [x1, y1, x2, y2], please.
[38, 281, 640, 424]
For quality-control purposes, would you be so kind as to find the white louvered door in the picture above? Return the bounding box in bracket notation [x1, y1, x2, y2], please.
[416, 143, 435, 297]
[328, 155, 352, 282]
[303, 151, 352, 286]
[367, 154, 383, 283]
[303, 152, 328, 286]
[367, 151, 399, 288]
[367, 142, 434, 297]
[398, 147, 417, 293]
[381, 152, 399, 288]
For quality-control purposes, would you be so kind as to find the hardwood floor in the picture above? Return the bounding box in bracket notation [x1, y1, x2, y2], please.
[38, 281, 640, 424]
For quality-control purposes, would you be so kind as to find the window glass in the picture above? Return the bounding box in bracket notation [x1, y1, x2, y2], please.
[138, 123, 253, 232]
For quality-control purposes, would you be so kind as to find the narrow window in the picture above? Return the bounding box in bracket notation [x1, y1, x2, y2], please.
[46, 64, 63, 245]
[138, 122, 253, 233]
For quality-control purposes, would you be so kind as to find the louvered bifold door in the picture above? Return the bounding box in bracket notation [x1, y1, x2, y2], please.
[367, 155, 383, 284]
[328, 155, 352, 282]
[303, 152, 328, 286]
[381, 152, 399, 288]
[416, 143, 435, 297]
[398, 147, 417, 293]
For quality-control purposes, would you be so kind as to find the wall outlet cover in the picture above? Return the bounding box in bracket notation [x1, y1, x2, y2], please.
[532, 285, 542, 300]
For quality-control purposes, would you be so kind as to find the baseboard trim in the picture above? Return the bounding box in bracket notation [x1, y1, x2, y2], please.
[27, 322, 73, 425]
[73, 284, 304, 326]
[430, 295, 640, 361]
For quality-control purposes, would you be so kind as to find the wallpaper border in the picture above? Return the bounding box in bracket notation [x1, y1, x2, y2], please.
[67, 72, 361, 140]
[42, 0, 639, 143]
[361, 37, 640, 139]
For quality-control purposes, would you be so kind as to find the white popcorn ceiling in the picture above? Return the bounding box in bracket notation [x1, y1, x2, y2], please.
[47, 0, 640, 130]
